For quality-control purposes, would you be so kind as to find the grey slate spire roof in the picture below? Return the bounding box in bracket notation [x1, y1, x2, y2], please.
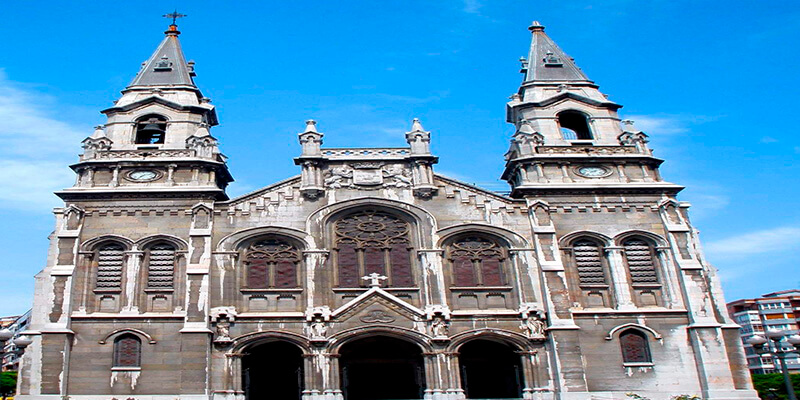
[128, 24, 197, 89]
[524, 21, 592, 84]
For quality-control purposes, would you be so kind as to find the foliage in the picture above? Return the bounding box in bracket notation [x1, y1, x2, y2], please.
[0, 371, 17, 396]
[751, 373, 800, 400]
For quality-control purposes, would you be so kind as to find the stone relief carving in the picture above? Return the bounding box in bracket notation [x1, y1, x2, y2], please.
[323, 164, 412, 190]
[210, 307, 237, 346]
[360, 309, 396, 323]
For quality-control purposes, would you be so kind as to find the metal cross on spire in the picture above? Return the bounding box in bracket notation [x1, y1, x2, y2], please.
[163, 10, 187, 26]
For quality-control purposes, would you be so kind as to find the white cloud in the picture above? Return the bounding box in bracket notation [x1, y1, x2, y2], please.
[705, 226, 800, 260]
[0, 70, 85, 211]
[625, 114, 721, 136]
[463, 0, 483, 15]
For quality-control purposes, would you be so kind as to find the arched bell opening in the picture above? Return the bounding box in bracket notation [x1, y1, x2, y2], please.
[339, 335, 425, 400]
[459, 339, 523, 399]
[242, 341, 304, 400]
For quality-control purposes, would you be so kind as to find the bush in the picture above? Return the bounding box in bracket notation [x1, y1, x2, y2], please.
[0, 371, 17, 397]
[751, 373, 800, 400]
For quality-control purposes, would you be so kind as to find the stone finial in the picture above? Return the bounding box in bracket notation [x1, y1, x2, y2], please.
[193, 123, 211, 138]
[410, 118, 425, 133]
[90, 125, 107, 139]
[298, 119, 323, 157]
[406, 118, 431, 155]
[529, 21, 545, 32]
[621, 119, 637, 132]
[304, 119, 319, 133]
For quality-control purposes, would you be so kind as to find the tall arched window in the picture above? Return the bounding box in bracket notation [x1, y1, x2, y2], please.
[96, 243, 125, 290]
[135, 114, 167, 144]
[619, 329, 652, 364]
[146, 243, 176, 289]
[244, 238, 301, 289]
[334, 210, 413, 288]
[557, 111, 592, 140]
[623, 238, 659, 284]
[572, 239, 606, 285]
[448, 236, 506, 287]
[113, 334, 142, 367]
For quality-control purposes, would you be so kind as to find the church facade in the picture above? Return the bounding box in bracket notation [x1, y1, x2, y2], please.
[16, 21, 757, 400]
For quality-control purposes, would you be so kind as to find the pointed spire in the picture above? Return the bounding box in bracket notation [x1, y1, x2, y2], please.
[304, 120, 319, 133]
[90, 125, 107, 139]
[524, 21, 592, 84]
[410, 118, 425, 133]
[127, 22, 196, 89]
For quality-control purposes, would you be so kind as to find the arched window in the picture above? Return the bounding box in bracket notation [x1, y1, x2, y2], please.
[244, 238, 301, 289]
[113, 334, 142, 367]
[572, 239, 606, 285]
[96, 243, 125, 290]
[146, 243, 176, 289]
[135, 114, 167, 144]
[448, 236, 506, 287]
[334, 210, 413, 288]
[619, 329, 652, 363]
[557, 111, 592, 140]
[623, 238, 659, 284]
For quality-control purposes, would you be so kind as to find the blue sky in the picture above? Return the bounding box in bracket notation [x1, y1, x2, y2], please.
[1, 1, 799, 316]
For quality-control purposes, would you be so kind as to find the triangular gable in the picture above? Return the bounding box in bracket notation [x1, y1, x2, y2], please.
[331, 287, 425, 319]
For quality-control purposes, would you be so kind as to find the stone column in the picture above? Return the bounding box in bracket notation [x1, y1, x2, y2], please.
[603, 247, 635, 309]
[525, 200, 586, 394]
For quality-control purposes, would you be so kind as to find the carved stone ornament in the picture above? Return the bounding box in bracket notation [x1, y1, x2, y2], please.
[430, 315, 450, 342]
[518, 303, 547, 341]
[359, 309, 396, 324]
[323, 164, 412, 190]
[211, 307, 237, 346]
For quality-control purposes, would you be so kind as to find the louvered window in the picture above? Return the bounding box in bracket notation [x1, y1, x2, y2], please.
[334, 210, 413, 287]
[146, 244, 176, 289]
[113, 334, 141, 367]
[96, 243, 125, 290]
[449, 236, 506, 287]
[244, 238, 301, 289]
[572, 240, 606, 285]
[620, 329, 651, 363]
[623, 239, 658, 284]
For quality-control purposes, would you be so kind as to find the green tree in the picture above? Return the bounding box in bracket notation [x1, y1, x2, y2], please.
[751, 373, 800, 400]
[0, 371, 17, 398]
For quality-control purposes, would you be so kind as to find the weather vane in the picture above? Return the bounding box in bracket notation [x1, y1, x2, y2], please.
[163, 10, 187, 26]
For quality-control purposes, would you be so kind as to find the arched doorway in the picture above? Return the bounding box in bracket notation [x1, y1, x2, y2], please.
[242, 341, 304, 400]
[339, 336, 425, 400]
[459, 339, 523, 399]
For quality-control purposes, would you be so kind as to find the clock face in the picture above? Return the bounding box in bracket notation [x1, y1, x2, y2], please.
[128, 170, 159, 182]
[577, 166, 609, 178]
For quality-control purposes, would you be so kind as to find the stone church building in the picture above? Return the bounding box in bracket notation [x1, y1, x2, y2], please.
[17, 21, 757, 400]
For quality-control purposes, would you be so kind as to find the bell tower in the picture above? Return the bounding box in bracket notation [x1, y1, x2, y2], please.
[59, 21, 232, 201]
[502, 22, 680, 198]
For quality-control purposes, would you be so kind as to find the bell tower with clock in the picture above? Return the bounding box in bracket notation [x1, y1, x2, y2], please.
[502, 21, 680, 198]
[59, 21, 232, 202]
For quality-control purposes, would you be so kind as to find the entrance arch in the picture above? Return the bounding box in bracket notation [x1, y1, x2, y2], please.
[459, 339, 523, 399]
[339, 335, 425, 400]
[242, 341, 304, 400]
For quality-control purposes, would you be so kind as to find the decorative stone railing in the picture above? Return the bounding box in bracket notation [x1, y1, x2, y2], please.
[80, 148, 222, 162]
[321, 147, 411, 160]
[536, 145, 641, 156]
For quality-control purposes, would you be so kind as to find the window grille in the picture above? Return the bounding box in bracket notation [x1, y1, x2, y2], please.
[572, 240, 606, 285]
[147, 244, 176, 289]
[244, 238, 301, 289]
[623, 239, 658, 284]
[113, 334, 141, 367]
[449, 236, 505, 287]
[96, 243, 125, 290]
[334, 210, 413, 287]
[620, 330, 651, 363]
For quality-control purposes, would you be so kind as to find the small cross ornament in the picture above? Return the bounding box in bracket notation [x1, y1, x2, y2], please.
[362, 273, 388, 288]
